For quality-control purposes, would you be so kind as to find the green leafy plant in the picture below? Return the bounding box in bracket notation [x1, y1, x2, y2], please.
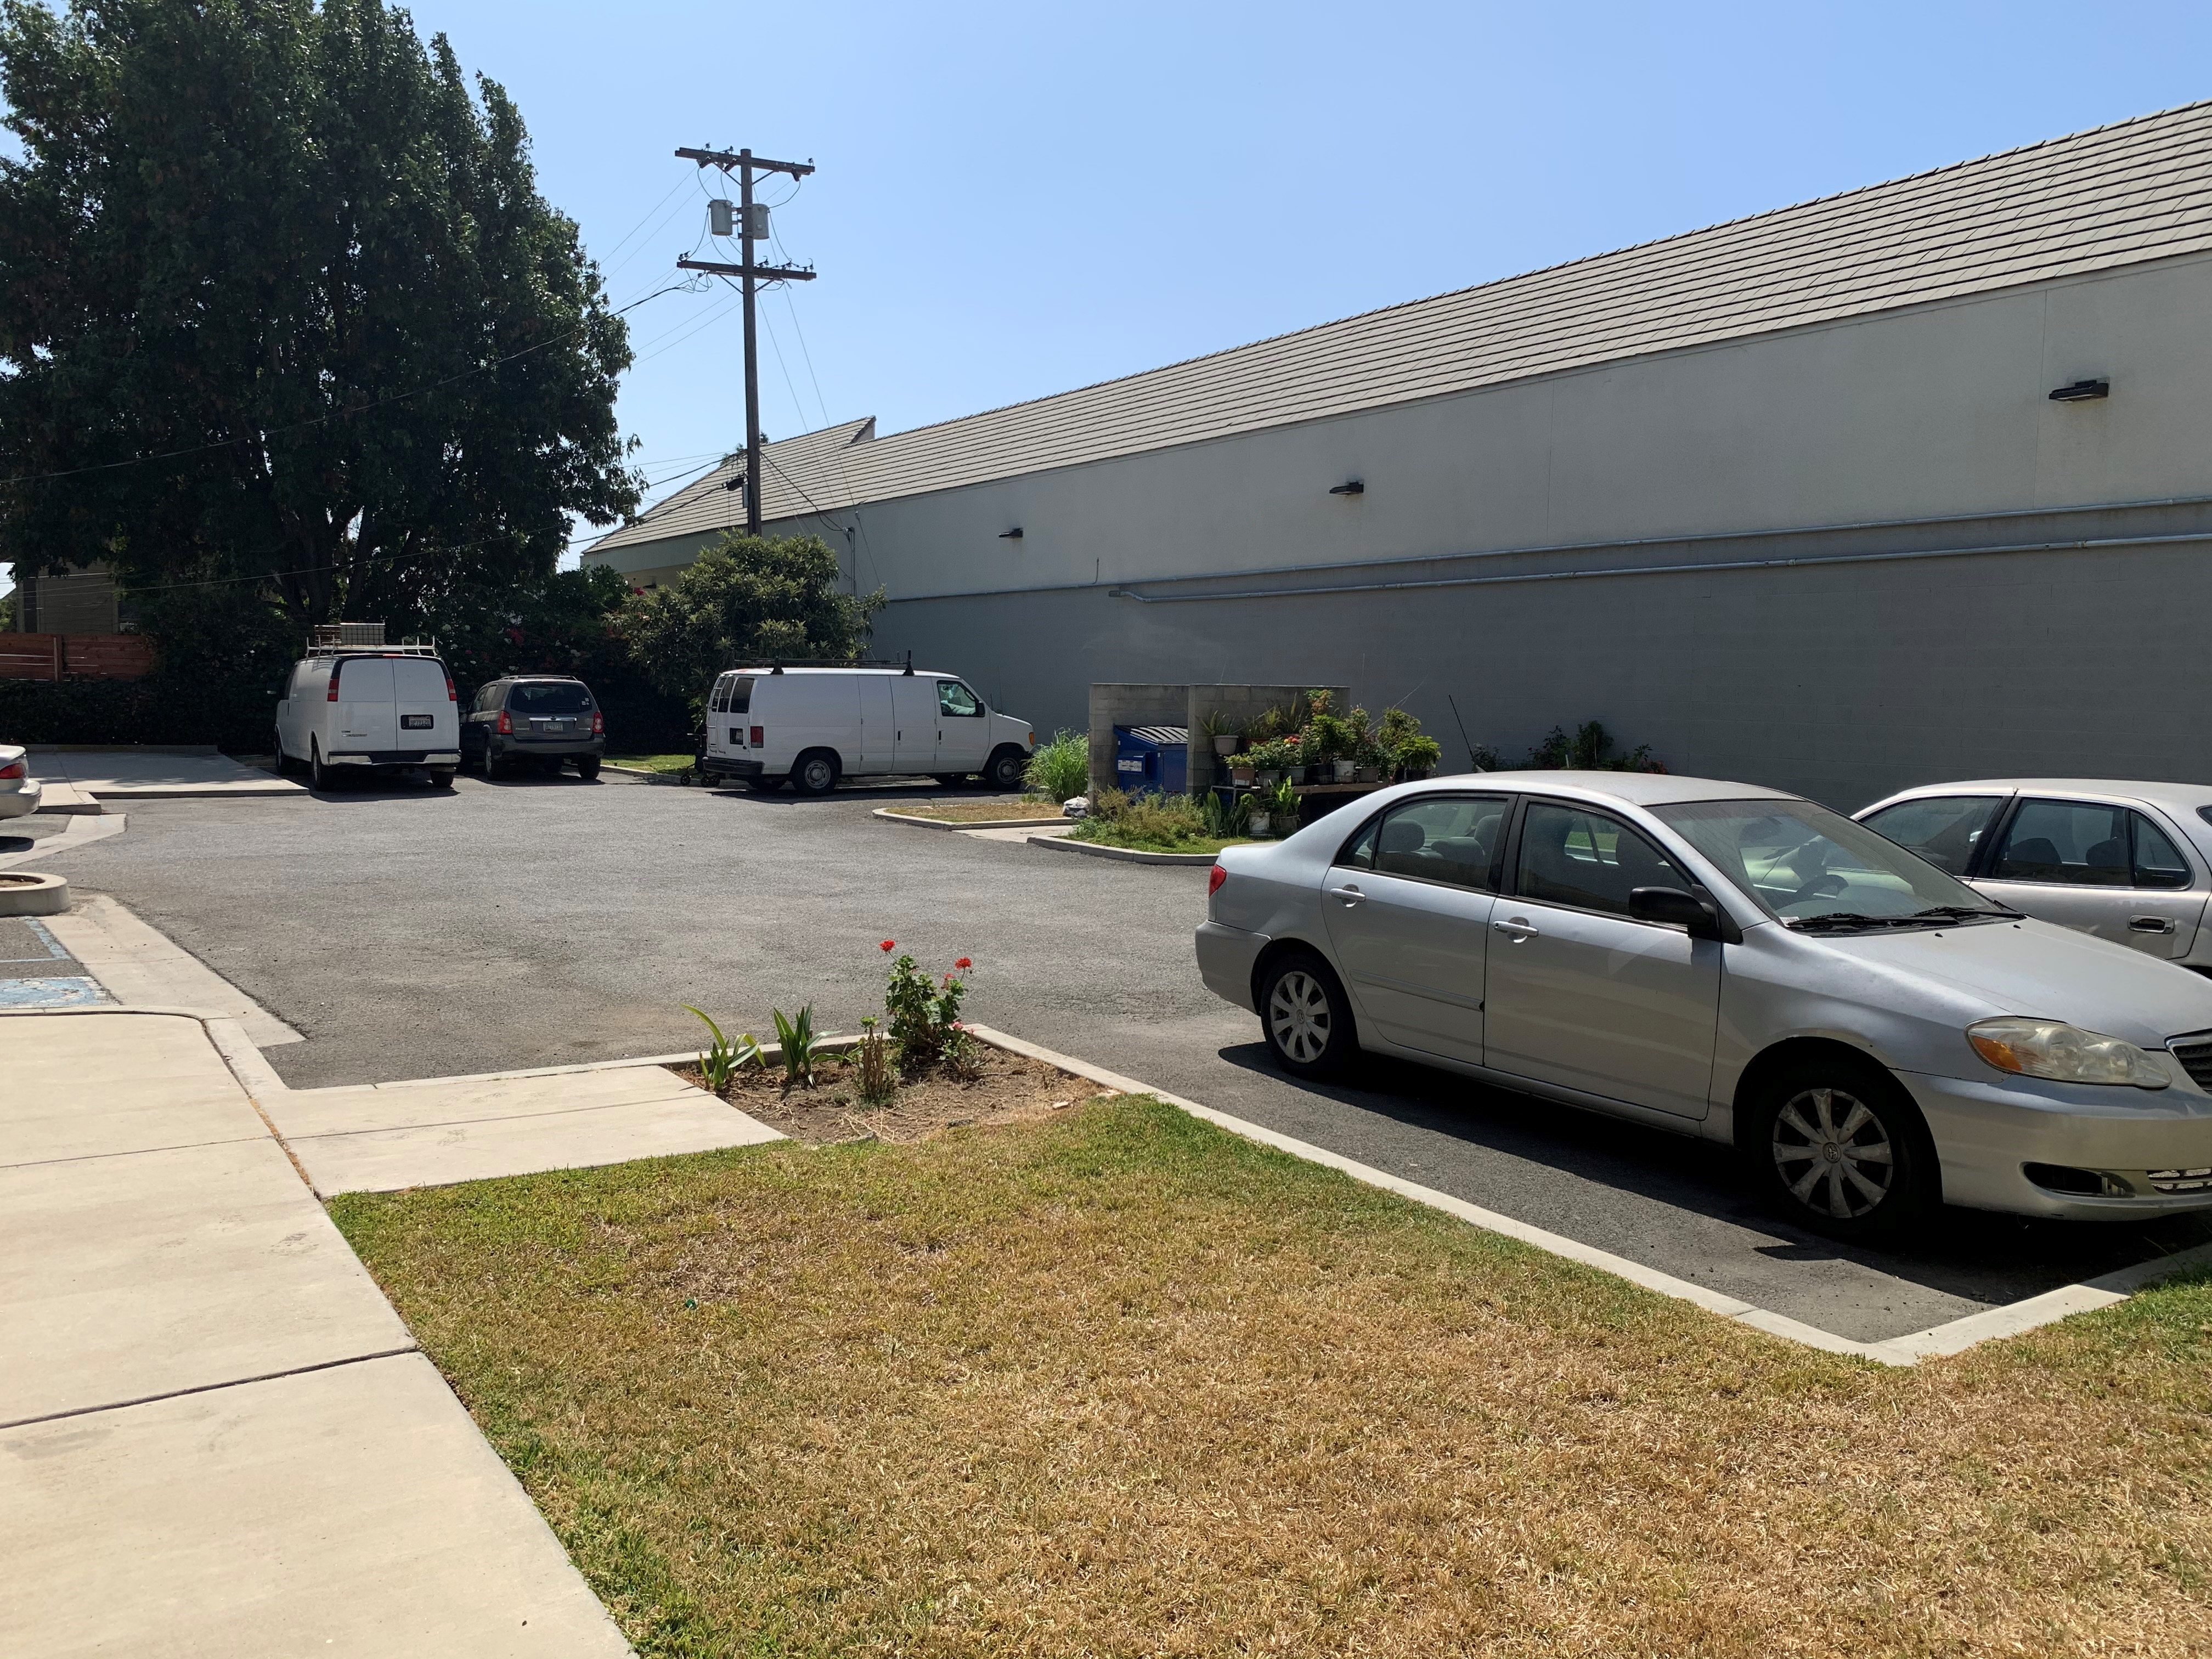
[854, 1017, 895, 1105]
[1196, 709, 1239, 739]
[1525, 720, 1663, 772]
[683, 1005, 760, 1094]
[1375, 707, 1447, 775]
[1302, 710, 1358, 763]
[1269, 773, 1299, 821]
[1199, 788, 1250, 839]
[881, 941, 970, 1069]
[770, 1004, 822, 1087]
[1024, 729, 1090, 802]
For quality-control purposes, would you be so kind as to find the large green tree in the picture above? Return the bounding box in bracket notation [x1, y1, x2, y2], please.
[0, 0, 640, 635]
[622, 532, 885, 701]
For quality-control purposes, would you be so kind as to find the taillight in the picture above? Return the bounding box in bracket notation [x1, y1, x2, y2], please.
[326, 662, 341, 702]
[496, 710, 512, 735]
[443, 669, 456, 702]
[750, 725, 764, 747]
[1208, 864, 1227, 896]
[591, 710, 604, 735]
[0, 760, 25, 780]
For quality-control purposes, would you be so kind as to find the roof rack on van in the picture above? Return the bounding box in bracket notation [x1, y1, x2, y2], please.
[304, 622, 439, 658]
[725, 656, 911, 675]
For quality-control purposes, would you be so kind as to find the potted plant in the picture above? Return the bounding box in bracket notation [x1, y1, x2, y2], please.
[1198, 709, 1241, 757]
[1267, 772, 1300, 835]
[1245, 793, 1271, 838]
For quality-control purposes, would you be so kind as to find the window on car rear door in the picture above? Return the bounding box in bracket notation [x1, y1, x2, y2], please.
[1978, 797, 2205, 958]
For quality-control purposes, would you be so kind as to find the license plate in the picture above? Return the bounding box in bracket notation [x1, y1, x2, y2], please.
[401, 714, 432, 730]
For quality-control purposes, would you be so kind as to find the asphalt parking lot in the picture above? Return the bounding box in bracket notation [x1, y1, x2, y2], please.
[44, 768, 2212, 1344]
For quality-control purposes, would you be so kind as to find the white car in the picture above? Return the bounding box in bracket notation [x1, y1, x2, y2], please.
[1856, 779, 2212, 976]
[0, 743, 40, 819]
[274, 646, 461, 789]
[1195, 771, 2212, 1238]
[697, 665, 1034, 795]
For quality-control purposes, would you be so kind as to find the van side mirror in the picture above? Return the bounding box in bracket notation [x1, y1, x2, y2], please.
[1630, 885, 1725, 941]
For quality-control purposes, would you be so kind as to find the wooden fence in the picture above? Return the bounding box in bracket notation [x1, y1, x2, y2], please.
[0, 633, 157, 681]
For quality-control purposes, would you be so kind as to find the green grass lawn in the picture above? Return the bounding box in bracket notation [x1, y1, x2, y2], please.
[603, 753, 695, 774]
[333, 1097, 2212, 1658]
[1064, 819, 1258, 854]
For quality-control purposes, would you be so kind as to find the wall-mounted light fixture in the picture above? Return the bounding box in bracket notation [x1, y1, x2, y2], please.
[998, 527, 1024, 539]
[1329, 479, 1365, 496]
[2049, 379, 2111, 403]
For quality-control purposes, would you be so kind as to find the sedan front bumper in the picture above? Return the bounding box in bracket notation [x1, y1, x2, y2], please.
[1901, 1066, 2212, 1218]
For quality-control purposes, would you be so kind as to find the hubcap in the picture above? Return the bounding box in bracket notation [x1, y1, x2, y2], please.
[1268, 970, 1333, 1064]
[1772, 1087, 1895, 1220]
[804, 760, 832, 789]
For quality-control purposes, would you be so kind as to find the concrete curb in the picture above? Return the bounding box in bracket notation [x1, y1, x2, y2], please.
[873, 805, 1068, 832]
[0, 810, 126, 872]
[956, 1022, 2212, 1367]
[601, 762, 691, 783]
[0, 872, 69, 915]
[1029, 833, 1221, 866]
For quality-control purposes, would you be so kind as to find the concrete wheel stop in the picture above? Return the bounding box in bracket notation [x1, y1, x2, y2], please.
[0, 872, 70, 916]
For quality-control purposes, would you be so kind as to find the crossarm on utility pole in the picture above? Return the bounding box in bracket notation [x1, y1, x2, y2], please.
[675, 258, 816, 281]
[675, 147, 814, 178]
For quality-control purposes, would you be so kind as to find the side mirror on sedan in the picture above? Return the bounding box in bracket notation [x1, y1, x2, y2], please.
[1630, 885, 1726, 941]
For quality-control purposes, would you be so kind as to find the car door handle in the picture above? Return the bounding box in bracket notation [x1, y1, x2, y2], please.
[1493, 917, 1539, 940]
[2130, 916, 2179, 934]
[1327, 884, 1364, 906]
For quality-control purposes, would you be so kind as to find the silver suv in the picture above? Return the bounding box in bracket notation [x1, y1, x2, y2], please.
[462, 676, 605, 780]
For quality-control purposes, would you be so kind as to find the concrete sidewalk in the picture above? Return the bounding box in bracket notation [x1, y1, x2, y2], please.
[29, 747, 305, 801]
[0, 1011, 635, 1656]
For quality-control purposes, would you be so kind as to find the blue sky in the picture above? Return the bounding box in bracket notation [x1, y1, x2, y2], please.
[12, 0, 2212, 589]
[432, 0, 2205, 555]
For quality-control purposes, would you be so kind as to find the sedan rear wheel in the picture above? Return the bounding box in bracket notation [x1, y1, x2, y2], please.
[1260, 951, 1355, 1077]
[1749, 1058, 1933, 1240]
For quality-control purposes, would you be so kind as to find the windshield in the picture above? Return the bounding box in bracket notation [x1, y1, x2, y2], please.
[1649, 798, 1996, 924]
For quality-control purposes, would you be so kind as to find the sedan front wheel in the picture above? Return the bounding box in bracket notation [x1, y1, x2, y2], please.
[1747, 1058, 1934, 1240]
[1260, 951, 1356, 1077]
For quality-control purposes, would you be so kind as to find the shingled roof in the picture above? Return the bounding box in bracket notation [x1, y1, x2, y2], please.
[590, 101, 2212, 556]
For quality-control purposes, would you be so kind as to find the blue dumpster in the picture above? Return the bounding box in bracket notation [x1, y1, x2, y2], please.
[1113, 725, 1189, 795]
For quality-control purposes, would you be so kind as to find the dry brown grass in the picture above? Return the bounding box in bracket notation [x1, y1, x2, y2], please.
[332, 1098, 2212, 1658]
[884, 800, 1062, 823]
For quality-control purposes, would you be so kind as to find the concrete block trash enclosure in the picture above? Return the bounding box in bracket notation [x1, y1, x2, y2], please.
[1087, 684, 1349, 801]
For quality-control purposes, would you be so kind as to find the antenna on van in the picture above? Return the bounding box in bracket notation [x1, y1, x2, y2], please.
[901, 651, 914, 677]
[770, 661, 784, 674]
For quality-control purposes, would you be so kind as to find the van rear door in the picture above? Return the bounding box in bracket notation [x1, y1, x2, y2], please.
[392, 658, 454, 749]
[333, 657, 397, 752]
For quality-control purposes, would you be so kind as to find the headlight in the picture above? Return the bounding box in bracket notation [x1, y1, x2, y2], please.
[1967, 1017, 2170, 1089]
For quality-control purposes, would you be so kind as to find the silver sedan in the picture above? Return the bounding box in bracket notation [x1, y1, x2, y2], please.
[0, 743, 40, 820]
[1195, 771, 2212, 1239]
[1855, 778, 2212, 975]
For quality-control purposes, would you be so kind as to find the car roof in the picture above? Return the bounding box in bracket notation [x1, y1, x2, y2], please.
[1408, 770, 1803, 807]
[1866, 777, 2212, 812]
[729, 666, 955, 678]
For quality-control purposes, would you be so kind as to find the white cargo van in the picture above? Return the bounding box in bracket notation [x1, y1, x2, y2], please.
[698, 666, 1034, 794]
[274, 644, 461, 789]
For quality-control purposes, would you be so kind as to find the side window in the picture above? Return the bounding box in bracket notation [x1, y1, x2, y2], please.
[1516, 802, 1690, 918]
[1859, 795, 2003, 876]
[1367, 795, 1510, 891]
[937, 679, 982, 717]
[1335, 814, 1380, 872]
[475, 684, 502, 714]
[708, 676, 727, 714]
[2132, 812, 2193, 889]
[727, 676, 752, 715]
[1990, 799, 2131, 887]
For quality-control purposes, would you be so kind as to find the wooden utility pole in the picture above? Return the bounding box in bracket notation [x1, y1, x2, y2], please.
[674, 145, 816, 535]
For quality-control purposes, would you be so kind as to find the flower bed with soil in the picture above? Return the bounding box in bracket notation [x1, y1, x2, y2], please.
[676, 1045, 1110, 1144]
[879, 799, 1062, 823]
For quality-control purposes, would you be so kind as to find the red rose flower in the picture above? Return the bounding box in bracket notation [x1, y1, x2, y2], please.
[955, 957, 972, 969]
[879, 939, 895, 951]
